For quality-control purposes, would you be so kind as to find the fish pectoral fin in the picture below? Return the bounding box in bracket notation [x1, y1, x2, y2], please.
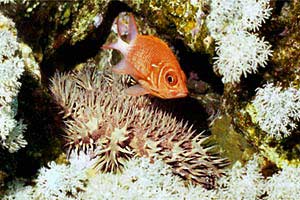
[125, 85, 149, 96]
[127, 14, 138, 42]
[112, 59, 132, 75]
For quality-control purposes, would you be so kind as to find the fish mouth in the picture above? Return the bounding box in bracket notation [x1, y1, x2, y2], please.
[168, 87, 188, 98]
[153, 88, 188, 99]
[175, 91, 188, 98]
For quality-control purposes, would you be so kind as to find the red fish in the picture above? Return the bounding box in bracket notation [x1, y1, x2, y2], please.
[102, 14, 188, 99]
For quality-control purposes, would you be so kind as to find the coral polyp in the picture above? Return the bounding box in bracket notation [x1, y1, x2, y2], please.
[50, 64, 227, 188]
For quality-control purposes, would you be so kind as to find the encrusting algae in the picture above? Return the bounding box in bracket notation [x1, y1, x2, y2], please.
[50, 63, 228, 188]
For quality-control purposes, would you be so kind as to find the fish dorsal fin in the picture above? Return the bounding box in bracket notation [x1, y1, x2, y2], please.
[125, 84, 149, 96]
[127, 14, 138, 42]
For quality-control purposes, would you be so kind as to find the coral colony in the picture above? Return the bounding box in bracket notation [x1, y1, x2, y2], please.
[50, 65, 227, 187]
[252, 83, 300, 139]
[206, 0, 272, 83]
[0, 0, 14, 4]
[4, 154, 300, 199]
[0, 13, 27, 153]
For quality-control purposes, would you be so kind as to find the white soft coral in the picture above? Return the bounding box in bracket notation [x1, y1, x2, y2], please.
[214, 31, 272, 83]
[0, 13, 27, 152]
[207, 0, 272, 38]
[206, 0, 272, 83]
[252, 83, 300, 138]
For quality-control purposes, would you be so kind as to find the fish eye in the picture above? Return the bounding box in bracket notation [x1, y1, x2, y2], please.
[165, 72, 178, 86]
[167, 76, 174, 83]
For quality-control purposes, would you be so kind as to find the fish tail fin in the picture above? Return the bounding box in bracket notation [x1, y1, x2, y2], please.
[127, 13, 138, 42]
[101, 37, 128, 55]
[116, 13, 137, 43]
[102, 13, 137, 53]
